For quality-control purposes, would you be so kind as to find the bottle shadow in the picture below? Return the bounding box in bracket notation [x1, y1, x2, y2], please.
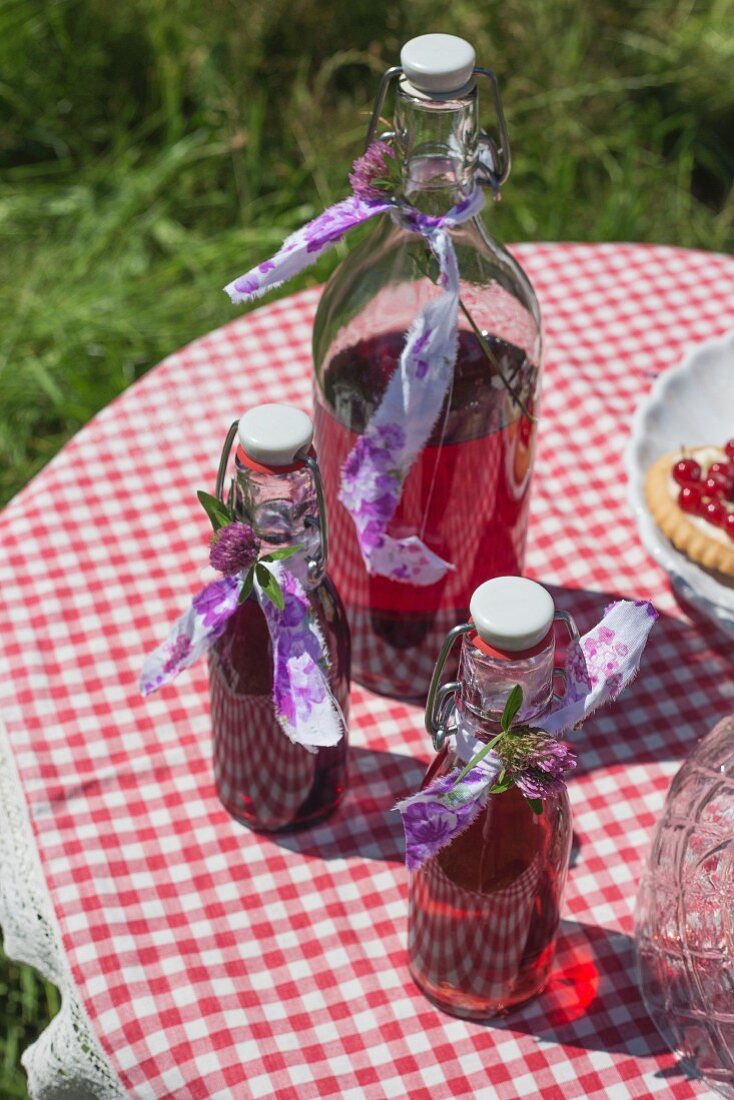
[487, 918, 698, 1084]
[272, 746, 425, 863]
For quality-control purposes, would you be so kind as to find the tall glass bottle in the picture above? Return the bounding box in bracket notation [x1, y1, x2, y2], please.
[313, 35, 541, 698]
[408, 577, 575, 1019]
[208, 404, 350, 832]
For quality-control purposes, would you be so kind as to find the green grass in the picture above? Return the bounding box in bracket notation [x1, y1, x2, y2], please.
[1, 0, 733, 1094]
[0, 943, 60, 1098]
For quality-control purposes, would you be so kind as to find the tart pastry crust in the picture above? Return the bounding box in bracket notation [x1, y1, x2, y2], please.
[645, 451, 734, 578]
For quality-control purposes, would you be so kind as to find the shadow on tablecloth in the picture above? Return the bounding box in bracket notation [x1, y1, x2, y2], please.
[273, 746, 425, 863]
[490, 918, 700, 1085]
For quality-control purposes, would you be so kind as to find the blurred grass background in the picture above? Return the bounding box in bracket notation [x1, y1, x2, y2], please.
[1, 0, 733, 1092]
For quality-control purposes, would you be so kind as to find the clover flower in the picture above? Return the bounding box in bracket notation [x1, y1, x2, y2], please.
[349, 141, 398, 201]
[497, 729, 576, 799]
[209, 521, 260, 576]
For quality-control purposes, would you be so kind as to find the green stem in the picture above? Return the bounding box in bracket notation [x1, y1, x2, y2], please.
[458, 299, 536, 422]
[454, 730, 504, 784]
[413, 245, 536, 421]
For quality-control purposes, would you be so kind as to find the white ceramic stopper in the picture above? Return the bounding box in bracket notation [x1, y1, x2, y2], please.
[237, 404, 313, 466]
[470, 576, 555, 652]
[400, 34, 476, 96]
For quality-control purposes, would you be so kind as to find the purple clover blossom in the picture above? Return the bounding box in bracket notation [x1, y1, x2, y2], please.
[515, 771, 560, 799]
[349, 141, 396, 201]
[209, 522, 260, 576]
[529, 738, 577, 777]
[495, 728, 576, 802]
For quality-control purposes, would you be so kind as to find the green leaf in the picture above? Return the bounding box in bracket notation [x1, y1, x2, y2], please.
[197, 490, 232, 532]
[453, 730, 504, 784]
[238, 568, 254, 605]
[526, 797, 543, 816]
[500, 684, 524, 732]
[489, 777, 514, 794]
[256, 563, 285, 610]
[260, 545, 300, 562]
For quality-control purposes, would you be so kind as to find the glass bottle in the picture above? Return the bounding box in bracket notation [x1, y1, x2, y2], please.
[636, 714, 734, 1098]
[408, 576, 575, 1019]
[312, 34, 542, 699]
[208, 404, 350, 832]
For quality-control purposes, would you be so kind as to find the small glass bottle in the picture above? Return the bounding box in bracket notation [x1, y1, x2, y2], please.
[208, 404, 350, 832]
[313, 34, 542, 698]
[408, 576, 576, 1019]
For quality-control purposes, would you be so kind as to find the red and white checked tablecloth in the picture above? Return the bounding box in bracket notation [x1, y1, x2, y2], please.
[2, 243, 734, 1100]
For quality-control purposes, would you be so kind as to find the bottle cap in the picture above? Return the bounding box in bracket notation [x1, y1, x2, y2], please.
[237, 404, 313, 467]
[400, 34, 476, 96]
[469, 576, 555, 652]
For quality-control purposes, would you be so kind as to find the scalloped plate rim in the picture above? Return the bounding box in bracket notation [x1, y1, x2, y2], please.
[625, 329, 734, 638]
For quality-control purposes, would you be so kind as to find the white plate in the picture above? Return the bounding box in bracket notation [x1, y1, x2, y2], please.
[625, 329, 734, 638]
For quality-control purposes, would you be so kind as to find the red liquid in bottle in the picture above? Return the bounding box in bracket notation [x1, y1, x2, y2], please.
[209, 578, 350, 832]
[408, 748, 571, 1019]
[313, 330, 538, 699]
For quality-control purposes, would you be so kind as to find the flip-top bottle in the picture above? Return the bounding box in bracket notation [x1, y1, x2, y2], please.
[208, 404, 350, 832]
[408, 577, 576, 1019]
[313, 35, 541, 698]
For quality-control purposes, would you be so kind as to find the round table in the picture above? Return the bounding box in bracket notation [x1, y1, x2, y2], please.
[2, 244, 733, 1100]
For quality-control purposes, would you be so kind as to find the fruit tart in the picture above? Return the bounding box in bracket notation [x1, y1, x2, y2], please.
[645, 438, 734, 578]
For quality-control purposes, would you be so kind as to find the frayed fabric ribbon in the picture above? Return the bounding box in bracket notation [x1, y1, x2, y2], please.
[224, 188, 485, 586]
[140, 560, 344, 753]
[396, 598, 658, 870]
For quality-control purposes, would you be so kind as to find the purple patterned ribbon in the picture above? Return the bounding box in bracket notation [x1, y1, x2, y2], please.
[397, 599, 658, 870]
[224, 189, 485, 585]
[140, 560, 344, 753]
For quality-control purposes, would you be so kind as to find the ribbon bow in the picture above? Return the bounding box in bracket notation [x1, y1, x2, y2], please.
[140, 555, 344, 753]
[225, 161, 485, 586]
[397, 599, 658, 870]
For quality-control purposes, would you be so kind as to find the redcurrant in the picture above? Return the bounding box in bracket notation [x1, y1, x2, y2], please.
[672, 458, 701, 486]
[704, 473, 731, 497]
[678, 485, 703, 514]
[703, 498, 727, 527]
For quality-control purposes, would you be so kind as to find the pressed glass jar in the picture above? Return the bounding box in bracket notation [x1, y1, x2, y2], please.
[636, 715, 734, 1097]
[312, 35, 541, 699]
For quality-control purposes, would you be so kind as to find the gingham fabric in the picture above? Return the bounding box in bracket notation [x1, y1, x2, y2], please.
[409, 845, 544, 1007]
[1, 243, 734, 1100]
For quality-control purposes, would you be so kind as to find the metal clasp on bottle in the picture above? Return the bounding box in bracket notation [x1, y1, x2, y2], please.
[364, 65, 511, 193]
[425, 611, 581, 752]
[214, 421, 329, 583]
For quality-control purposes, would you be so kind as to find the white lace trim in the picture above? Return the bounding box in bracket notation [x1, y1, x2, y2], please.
[0, 718, 127, 1099]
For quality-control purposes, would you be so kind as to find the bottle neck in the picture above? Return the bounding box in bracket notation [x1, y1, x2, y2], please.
[395, 85, 479, 213]
[232, 456, 322, 581]
[456, 632, 556, 737]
